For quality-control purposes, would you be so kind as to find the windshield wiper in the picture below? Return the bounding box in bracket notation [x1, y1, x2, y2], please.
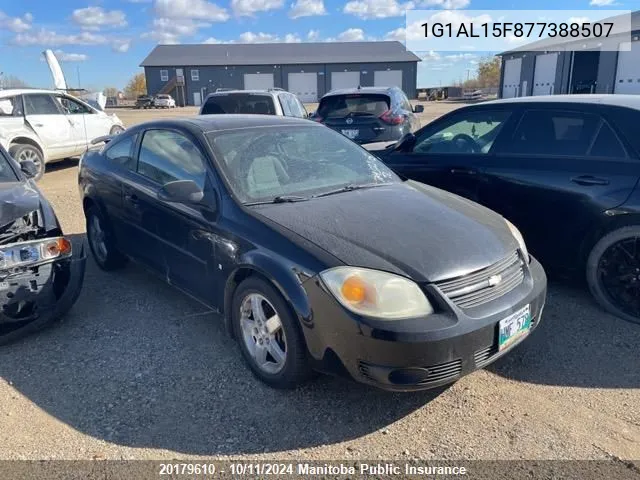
[313, 182, 392, 198]
[244, 195, 309, 206]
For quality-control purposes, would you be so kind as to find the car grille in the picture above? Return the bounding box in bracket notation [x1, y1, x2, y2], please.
[435, 251, 524, 310]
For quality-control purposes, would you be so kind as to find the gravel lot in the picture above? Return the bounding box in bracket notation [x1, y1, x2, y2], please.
[0, 102, 638, 461]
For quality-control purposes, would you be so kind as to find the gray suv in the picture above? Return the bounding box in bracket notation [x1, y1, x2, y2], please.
[199, 88, 308, 118]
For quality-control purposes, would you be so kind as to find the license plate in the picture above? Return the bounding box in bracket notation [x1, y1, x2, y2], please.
[0, 282, 8, 291]
[341, 129, 359, 139]
[498, 305, 532, 351]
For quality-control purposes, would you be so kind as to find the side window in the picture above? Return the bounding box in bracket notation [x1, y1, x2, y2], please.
[589, 123, 626, 158]
[24, 94, 61, 115]
[290, 95, 307, 118]
[105, 133, 138, 170]
[0, 96, 24, 117]
[138, 130, 207, 188]
[505, 110, 600, 156]
[56, 96, 91, 115]
[191, 69, 199, 81]
[414, 110, 511, 155]
[160, 69, 169, 82]
[278, 94, 293, 116]
[401, 92, 412, 112]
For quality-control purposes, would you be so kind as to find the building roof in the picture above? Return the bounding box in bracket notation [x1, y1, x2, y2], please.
[480, 94, 640, 111]
[140, 41, 421, 67]
[498, 9, 640, 56]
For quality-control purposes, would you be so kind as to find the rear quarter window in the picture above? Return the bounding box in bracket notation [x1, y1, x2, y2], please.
[201, 94, 276, 115]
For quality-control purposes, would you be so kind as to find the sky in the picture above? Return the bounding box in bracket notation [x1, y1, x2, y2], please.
[0, 0, 634, 90]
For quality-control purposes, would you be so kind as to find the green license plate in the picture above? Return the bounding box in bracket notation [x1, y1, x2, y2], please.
[498, 305, 532, 351]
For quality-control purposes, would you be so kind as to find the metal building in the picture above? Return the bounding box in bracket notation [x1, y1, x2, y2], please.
[140, 42, 421, 106]
[497, 10, 640, 98]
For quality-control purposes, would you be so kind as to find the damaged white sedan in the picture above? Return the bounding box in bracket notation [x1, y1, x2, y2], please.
[0, 89, 125, 181]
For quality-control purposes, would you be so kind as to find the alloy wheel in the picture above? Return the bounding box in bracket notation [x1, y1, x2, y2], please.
[239, 293, 287, 374]
[89, 214, 108, 263]
[597, 236, 640, 317]
[17, 148, 42, 173]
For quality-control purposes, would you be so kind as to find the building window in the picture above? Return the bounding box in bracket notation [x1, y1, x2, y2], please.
[191, 69, 200, 81]
[160, 70, 169, 82]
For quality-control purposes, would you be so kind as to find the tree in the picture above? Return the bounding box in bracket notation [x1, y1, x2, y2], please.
[103, 86, 119, 97]
[1, 74, 29, 89]
[124, 73, 146, 98]
[476, 56, 501, 88]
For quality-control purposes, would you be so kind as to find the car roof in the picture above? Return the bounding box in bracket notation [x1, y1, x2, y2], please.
[322, 86, 396, 98]
[0, 88, 64, 97]
[480, 94, 640, 112]
[129, 114, 318, 134]
[206, 90, 281, 97]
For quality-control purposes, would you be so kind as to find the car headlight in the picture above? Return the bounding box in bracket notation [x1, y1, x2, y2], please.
[0, 237, 72, 270]
[319, 267, 433, 319]
[504, 218, 528, 261]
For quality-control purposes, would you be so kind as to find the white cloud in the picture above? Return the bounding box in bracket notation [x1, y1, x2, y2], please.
[419, 0, 469, 8]
[568, 16, 591, 24]
[284, 33, 302, 42]
[238, 31, 280, 42]
[590, 0, 616, 5]
[0, 11, 33, 33]
[142, 17, 210, 43]
[289, 0, 327, 18]
[54, 49, 89, 62]
[12, 29, 107, 46]
[420, 50, 441, 61]
[343, 0, 414, 20]
[232, 0, 285, 16]
[384, 27, 406, 42]
[71, 7, 127, 30]
[444, 53, 477, 61]
[307, 29, 321, 41]
[326, 28, 367, 42]
[112, 39, 131, 53]
[154, 0, 229, 22]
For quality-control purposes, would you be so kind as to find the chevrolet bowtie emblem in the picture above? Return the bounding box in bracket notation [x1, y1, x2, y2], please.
[488, 274, 502, 287]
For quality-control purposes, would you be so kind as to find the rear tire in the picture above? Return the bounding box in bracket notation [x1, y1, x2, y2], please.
[9, 144, 45, 181]
[232, 277, 313, 389]
[586, 225, 640, 324]
[85, 205, 127, 271]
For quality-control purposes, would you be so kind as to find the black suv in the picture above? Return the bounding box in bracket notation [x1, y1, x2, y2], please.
[199, 89, 308, 118]
[134, 95, 154, 109]
[309, 86, 423, 144]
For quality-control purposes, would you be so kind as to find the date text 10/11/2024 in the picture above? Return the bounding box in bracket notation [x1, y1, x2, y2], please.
[420, 22, 614, 39]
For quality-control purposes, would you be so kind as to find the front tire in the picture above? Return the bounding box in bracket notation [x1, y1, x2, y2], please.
[85, 205, 127, 271]
[9, 144, 45, 181]
[587, 226, 640, 324]
[232, 277, 312, 389]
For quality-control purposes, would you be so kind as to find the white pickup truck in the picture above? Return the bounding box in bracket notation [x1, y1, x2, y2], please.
[0, 89, 125, 181]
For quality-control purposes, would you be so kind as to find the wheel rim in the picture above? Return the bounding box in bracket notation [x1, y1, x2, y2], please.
[598, 236, 640, 317]
[89, 214, 108, 263]
[239, 293, 287, 374]
[17, 148, 41, 173]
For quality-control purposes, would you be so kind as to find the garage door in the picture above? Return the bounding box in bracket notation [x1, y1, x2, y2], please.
[502, 58, 522, 98]
[243, 73, 274, 90]
[614, 41, 640, 94]
[331, 71, 360, 91]
[288, 72, 318, 102]
[532, 53, 558, 96]
[374, 70, 403, 88]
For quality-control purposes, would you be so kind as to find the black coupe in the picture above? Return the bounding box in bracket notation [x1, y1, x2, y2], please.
[78, 115, 546, 391]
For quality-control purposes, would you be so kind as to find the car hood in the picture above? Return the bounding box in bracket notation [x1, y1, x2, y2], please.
[250, 181, 518, 283]
[0, 181, 41, 228]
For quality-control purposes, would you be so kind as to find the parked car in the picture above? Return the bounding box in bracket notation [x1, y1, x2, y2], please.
[78, 115, 546, 391]
[309, 86, 423, 144]
[135, 95, 154, 109]
[365, 94, 640, 324]
[0, 144, 85, 345]
[0, 89, 125, 181]
[200, 89, 308, 118]
[153, 94, 176, 109]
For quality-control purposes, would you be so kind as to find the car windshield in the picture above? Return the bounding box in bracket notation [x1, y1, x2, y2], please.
[207, 125, 399, 203]
[201, 94, 275, 115]
[0, 150, 18, 182]
[317, 94, 390, 119]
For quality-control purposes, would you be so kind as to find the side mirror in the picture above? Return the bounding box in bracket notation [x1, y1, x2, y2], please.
[158, 180, 205, 205]
[413, 104, 424, 113]
[20, 160, 39, 179]
[395, 133, 416, 152]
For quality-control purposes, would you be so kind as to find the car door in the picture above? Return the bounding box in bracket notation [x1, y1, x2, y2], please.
[125, 128, 219, 303]
[382, 107, 514, 201]
[56, 95, 109, 151]
[478, 106, 640, 270]
[23, 93, 75, 159]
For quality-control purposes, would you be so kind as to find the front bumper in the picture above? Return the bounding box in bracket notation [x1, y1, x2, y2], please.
[0, 242, 86, 343]
[301, 256, 547, 392]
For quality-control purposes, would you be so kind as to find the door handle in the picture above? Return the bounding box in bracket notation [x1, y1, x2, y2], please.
[124, 193, 140, 204]
[32, 123, 44, 127]
[571, 175, 609, 186]
[450, 168, 477, 175]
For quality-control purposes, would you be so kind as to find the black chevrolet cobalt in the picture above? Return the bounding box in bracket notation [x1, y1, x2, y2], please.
[78, 115, 546, 391]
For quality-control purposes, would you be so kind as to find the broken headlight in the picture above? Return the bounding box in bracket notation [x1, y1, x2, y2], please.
[0, 237, 72, 270]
